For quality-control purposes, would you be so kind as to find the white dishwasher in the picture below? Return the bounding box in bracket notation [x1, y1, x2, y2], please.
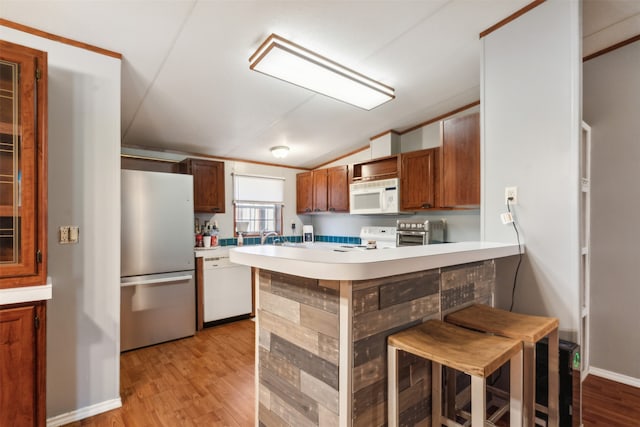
[203, 253, 252, 324]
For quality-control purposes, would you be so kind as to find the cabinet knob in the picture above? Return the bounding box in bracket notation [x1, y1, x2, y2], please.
[305, 208, 311, 212]
[421, 203, 432, 209]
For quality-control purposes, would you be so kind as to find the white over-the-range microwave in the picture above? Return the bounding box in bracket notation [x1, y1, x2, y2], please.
[349, 177, 401, 215]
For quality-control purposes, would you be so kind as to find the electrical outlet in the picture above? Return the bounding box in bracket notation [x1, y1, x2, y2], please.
[59, 226, 69, 243]
[69, 226, 79, 243]
[505, 186, 518, 205]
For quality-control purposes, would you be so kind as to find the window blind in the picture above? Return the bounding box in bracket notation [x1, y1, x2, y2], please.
[233, 173, 285, 204]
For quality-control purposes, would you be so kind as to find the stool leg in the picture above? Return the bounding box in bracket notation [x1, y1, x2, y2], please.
[523, 342, 536, 426]
[470, 375, 486, 427]
[547, 329, 560, 427]
[432, 361, 442, 427]
[510, 349, 523, 427]
[387, 345, 400, 427]
[445, 367, 456, 419]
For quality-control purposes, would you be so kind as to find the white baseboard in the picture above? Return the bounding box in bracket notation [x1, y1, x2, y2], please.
[46, 397, 122, 427]
[589, 366, 640, 388]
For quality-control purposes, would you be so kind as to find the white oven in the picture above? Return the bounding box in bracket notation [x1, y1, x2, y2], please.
[349, 177, 400, 215]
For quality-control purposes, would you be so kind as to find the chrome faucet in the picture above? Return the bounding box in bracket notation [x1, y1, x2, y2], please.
[261, 231, 279, 245]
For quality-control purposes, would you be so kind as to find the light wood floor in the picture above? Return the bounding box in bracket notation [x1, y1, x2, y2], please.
[64, 319, 640, 426]
[64, 319, 255, 427]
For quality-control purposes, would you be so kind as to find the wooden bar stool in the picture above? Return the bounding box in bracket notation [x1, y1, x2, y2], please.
[387, 319, 523, 427]
[446, 304, 559, 427]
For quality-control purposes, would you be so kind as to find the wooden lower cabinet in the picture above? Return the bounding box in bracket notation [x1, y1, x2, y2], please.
[0, 301, 46, 427]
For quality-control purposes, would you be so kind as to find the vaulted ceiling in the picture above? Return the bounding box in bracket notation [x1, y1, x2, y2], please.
[2, 1, 639, 168]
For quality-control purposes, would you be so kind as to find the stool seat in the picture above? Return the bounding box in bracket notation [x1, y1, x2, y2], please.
[446, 304, 560, 427]
[445, 304, 559, 343]
[387, 319, 523, 427]
[388, 319, 521, 378]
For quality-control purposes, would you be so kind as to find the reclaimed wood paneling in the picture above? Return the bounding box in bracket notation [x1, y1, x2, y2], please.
[257, 260, 496, 427]
[379, 270, 439, 309]
[353, 293, 440, 341]
[260, 291, 300, 324]
[260, 309, 319, 353]
[301, 304, 339, 339]
[300, 371, 339, 414]
[318, 333, 340, 366]
[258, 269, 340, 427]
[270, 272, 339, 314]
[260, 368, 319, 424]
[271, 334, 339, 390]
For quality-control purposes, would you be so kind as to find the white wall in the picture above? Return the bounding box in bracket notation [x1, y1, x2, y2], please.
[316, 105, 482, 243]
[480, 0, 581, 340]
[584, 40, 640, 381]
[199, 160, 307, 239]
[0, 27, 122, 421]
[121, 148, 307, 240]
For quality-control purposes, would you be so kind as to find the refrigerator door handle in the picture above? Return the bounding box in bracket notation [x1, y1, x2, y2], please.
[121, 273, 193, 288]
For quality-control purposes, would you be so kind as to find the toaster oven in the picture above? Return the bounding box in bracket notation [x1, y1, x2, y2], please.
[396, 219, 446, 246]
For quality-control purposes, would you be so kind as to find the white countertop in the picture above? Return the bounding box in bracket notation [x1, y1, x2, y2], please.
[194, 246, 235, 258]
[0, 276, 53, 305]
[229, 241, 521, 281]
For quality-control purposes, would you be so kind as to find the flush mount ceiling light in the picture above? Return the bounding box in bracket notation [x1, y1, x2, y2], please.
[270, 146, 290, 158]
[249, 33, 395, 110]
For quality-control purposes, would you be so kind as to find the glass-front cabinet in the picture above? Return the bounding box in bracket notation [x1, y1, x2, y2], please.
[0, 40, 47, 288]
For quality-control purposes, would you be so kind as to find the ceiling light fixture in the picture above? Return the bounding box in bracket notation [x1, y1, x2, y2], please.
[270, 146, 290, 158]
[249, 33, 395, 110]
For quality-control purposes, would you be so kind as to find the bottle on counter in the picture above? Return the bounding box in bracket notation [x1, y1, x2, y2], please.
[237, 232, 243, 247]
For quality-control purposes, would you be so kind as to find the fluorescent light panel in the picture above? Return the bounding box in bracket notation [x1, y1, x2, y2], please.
[249, 34, 394, 110]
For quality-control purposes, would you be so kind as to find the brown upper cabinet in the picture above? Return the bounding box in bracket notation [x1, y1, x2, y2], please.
[296, 171, 313, 214]
[179, 158, 225, 213]
[296, 165, 349, 214]
[441, 112, 480, 207]
[400, 148, 439, 211]
[326, 165, 349, 212]
[0, 40, 48, 289]
[351, 154, 400, 182]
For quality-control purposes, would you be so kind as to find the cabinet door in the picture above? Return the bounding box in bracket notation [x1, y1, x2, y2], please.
[0, 41, 47, 288]
[401, 148, 438, 210]
[296, 172, 313, 214]
[442, 112, 480, 207]
[0, 303, 45, 426]
[183, 159, 225, 213]
[327, 165, 349, 212]
[312, 169, 328, 212]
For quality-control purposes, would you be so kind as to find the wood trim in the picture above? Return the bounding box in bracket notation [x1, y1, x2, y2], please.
[479, 0, 546, 39]
[120, 154, 179, 164]
[0, 18, 122, 59]
[583, 33, 640, 62]
[312, 145, 369, 170]
[36, 301, 46, 427]
[196, 257, 204, 331]
[369, 129, 399, 141]
[36, 49, 48, 287]
[121, 144, 313, 171]
[250, 267, 256, 317]
[398, 100, 480, 135]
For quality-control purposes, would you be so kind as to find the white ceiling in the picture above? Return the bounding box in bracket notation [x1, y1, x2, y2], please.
[2, 1, 639, 169]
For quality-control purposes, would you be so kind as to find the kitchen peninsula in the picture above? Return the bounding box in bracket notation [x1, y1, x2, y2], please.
[230, 242, 520, 426]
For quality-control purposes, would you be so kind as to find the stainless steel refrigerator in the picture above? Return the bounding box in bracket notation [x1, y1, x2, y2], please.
[120, 169, 195, 352]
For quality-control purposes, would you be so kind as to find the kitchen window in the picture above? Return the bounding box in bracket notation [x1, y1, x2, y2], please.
[233, 173, 285, 236]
